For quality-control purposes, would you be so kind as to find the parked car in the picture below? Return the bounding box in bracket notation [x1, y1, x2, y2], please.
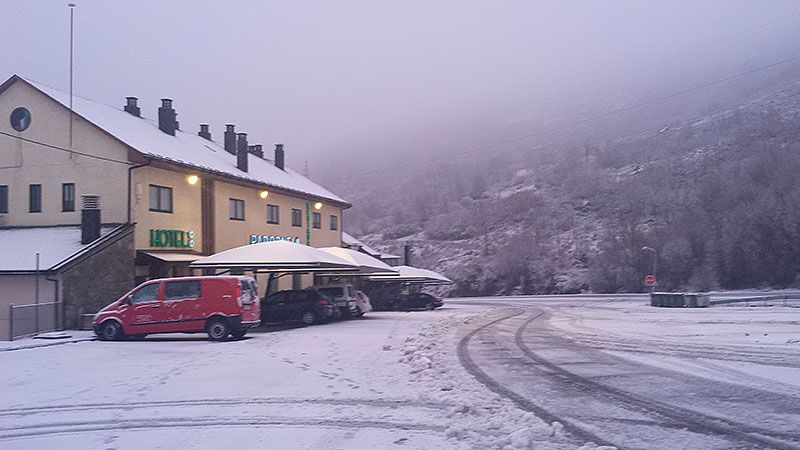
[310, 284, 359, 318]
[93, 276, 260, 341]
[400, 292, 444, 310]
[354, 290, 373, 317]
[261, 289, 335, 325]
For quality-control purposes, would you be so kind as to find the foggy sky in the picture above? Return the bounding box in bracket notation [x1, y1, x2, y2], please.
[2, 1, 799, 174]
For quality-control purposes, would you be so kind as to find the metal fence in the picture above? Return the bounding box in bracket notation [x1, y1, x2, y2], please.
[710, 294, 800, 307]
[7, 301, 60, 340]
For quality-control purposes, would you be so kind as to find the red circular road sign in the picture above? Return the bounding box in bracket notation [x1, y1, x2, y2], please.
[644, 275, 657, 286]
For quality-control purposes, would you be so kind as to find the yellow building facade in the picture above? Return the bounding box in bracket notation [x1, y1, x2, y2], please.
[0, 75, 349, 295]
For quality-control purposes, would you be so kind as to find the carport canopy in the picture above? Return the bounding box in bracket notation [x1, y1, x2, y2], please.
[189, 240, 359, 273]
[368, 265, 452, 285]
[317, 247, 400, 276]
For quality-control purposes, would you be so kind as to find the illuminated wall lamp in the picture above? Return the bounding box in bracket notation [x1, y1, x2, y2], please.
[186, 174, 200, 185]
[314, 202, 322, 210]
[260, 190, 269, 199]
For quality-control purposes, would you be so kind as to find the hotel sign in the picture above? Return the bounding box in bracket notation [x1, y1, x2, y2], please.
[250, 234, 300, 244]
[150, 229, 195, 248]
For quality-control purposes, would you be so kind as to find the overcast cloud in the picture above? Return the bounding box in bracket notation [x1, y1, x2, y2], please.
[2, 1, 799, 172]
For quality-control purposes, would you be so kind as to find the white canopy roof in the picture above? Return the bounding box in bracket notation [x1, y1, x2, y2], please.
[317, 247, 399, 276]
[368, 265, 452, 285]
[189, 241, 359, 272]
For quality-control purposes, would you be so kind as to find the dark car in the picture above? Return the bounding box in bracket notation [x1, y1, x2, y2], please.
[261, 289, 335, 325]
[400, 292, 444, 310]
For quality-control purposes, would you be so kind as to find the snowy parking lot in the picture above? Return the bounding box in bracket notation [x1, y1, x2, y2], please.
[2, 297, 800, 449]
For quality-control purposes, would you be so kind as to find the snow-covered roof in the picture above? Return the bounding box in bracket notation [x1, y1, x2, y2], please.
[190, 240, 358, 272]
[15, 76, 349, 207]
[318, 247, 398, 275]
[0, 225, 119, 272]
[368, 265, 452, 285]
[340, 231, 385, 258]
[341, 231, 361, 247]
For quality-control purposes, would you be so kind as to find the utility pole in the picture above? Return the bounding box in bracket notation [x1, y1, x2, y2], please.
[68, 3, 76, 153]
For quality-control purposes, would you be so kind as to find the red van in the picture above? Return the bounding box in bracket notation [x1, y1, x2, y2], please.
[93, 276, 260, 341]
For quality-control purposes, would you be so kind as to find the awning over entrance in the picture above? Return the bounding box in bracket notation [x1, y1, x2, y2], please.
[140, 251, 201, 263]
[189, 240, 359, 272]
[368, 265, 452, 285]
[317, 247, 400, 276]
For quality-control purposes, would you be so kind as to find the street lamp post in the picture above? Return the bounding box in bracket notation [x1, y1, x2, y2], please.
[642, 246, 657, 292]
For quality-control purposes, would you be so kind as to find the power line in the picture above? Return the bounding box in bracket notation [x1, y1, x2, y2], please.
[350, 9, 800, 164]
[0, 130, 134, 165]
[355, 52, 800, 179]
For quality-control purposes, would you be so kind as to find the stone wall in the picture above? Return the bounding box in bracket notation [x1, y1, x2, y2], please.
[60, 229, 136, 329]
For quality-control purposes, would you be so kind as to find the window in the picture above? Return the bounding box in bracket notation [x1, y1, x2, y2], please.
[266, 291, 287, 303]
[29, 184, 41, 213]
[290, 290, 309, 302]
[312, 212, 321, 229]
[131, 283, 160, 304]
[149, 185, 173, 213]
[291, 208, 302, 227]
[318, 287, 343, 299]
[330, 215, 338, 230]
[165, 280, 201, 301]
[229, 198, 245, 220]
[62, 183, 75, 212]
[0, 185, 7, 213]
[267, 204, 279, 224]
[240, 280, 257, 298]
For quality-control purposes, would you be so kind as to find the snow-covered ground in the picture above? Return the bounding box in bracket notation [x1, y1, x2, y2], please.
[2, 298, 799, 449]
[0, 307, 575, 450]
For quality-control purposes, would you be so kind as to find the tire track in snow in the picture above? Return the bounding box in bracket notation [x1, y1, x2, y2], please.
[456, 308, 616, 448]
[550, 308, 800, 368]
[0, 397, 452, 417]
[514, 311, 800, 450]
[0, 416, 448, 440]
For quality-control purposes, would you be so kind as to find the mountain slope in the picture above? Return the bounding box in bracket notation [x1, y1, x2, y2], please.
[336, 73, 800, 294]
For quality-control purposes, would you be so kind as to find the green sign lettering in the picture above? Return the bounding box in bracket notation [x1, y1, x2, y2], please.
[150, 229, 195, 248]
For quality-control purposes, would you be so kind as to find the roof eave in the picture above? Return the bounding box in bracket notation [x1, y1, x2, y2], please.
[146, 155, 352, 209]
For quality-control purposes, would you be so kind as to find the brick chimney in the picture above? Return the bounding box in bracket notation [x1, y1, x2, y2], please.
[81, 195, 101, 244]
[237, 133, 248, 172]
[124, 97, 140, 117]
[224, 124, 236, 155]
[198, 124, 211, 140]
[274, 143, 285, 170]
[158, 99, 177, 136]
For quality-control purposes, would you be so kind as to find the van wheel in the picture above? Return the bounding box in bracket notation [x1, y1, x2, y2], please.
[206, 318, 230, 341]
[231, 329, 247, 340]
[301, 310, 318, 325]
[100, 321, 123, 341]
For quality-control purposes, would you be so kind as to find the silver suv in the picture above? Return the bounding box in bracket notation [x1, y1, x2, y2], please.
[310, 284, 359, 319]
